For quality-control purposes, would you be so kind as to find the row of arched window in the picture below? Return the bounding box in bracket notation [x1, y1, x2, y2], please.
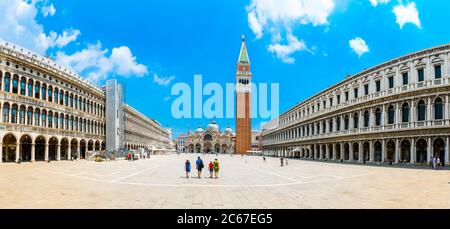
[0, 102, 105, 135]
[0, 71, 105, 118]
[267, 97, 446, 142]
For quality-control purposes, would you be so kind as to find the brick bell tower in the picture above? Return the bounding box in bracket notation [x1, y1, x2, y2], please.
[235, 34, 252, 155]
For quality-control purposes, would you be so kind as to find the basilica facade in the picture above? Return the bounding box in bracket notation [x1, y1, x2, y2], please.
[186, 121, 235, 154]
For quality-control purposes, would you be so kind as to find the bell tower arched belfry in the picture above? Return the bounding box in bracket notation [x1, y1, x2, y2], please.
[235, 35, 252, 154]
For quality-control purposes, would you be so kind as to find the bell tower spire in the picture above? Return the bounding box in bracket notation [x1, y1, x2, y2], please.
[235, 34, 252, 155]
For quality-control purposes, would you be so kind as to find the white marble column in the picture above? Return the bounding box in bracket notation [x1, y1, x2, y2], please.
[57, 144, 61, 161]
[427, 97, 432, 126]
[31, 143, 35, 162]
[340, 143, 344, 160]
[381, 140, 386, 162]
[445, 95, 449, 125]
[15, 143, 19, 163]
[44, 143, 49, 161]
[332, 143, 336, 160]
[410, 138, 416, 164]
[68, 142, 72, 160]
[326, 144, 330, 160]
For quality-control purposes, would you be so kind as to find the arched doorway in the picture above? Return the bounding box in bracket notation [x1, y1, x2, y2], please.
[386, 140, 395, 162]
[416, 139, 427, 164]
[80, 140, 87, 159]
[2, 134, 17, 162]
[400, 140, 411, 163]
[35, 136, 46, 161]
[344, 143, 350, 161]
[374, 141, 382, 162]
[335, 143, 341, 160]
[48, 137, 58, 161]
[95, 141, 100, 151]
[322, 145, 326, 159]
[221, 144, 228, 154]
[214, 144, 220, 154]
[189, 144, 194, 153]
[61, 138, 69, 160]
[88, 140, 94, 152]
[363, 142, 370, 162]
[20, 135, 32, 162]
[353, 142, 359, 161]
[71, 139, 78, 160]
[433, 138, 445, 167]
[101, 141, 106, 151]
[195, 144, 201, 154]
[204, 142, 212, 154]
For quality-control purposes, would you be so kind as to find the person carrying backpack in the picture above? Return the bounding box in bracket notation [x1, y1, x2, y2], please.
[196, 156, 204, 178]
[185, 160, 191, 179]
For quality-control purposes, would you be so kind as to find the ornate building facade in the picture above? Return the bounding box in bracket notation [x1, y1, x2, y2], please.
[186, 121, 235, 154]
[262, 44, 450, 166]
[0, 40, 172, 163]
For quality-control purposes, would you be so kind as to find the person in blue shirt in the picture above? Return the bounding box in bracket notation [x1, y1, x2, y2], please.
[185, 160, 191, 179]
[196, 156, 204, 178]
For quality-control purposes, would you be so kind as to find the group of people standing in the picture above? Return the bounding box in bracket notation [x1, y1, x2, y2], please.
[185, 157, 220, 179]
[430, 156, 444, 169]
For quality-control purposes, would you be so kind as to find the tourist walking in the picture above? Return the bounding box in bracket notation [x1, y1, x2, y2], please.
[208, 161, 214, 178]
[432, 156, 437, 169]
[436, 157, 441, 170]
[263, 156, 266, 162]
[196, 156, 204, 178]
[213, 159, 220, 179]
[285, 157, 288, 166]
[185, 160, 191, 179]
[280, 157, 284, 167]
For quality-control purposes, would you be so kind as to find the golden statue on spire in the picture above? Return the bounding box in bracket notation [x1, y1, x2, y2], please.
[242, 34, 245, 42]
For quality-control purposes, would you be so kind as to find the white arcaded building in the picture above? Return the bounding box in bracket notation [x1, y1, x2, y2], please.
[0, 40, 171, 163]
[262, 44, 450, 166]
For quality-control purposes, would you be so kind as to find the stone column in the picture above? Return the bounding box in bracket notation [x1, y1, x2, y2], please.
[0, 142, 2, 163]
[319, 145, 323, 159]
[67, 141, 72, 160]
[332, 143, 336, 160]
[31, 143, 35, 162]
[427, 137, 432, 163]
[396, 103, 401, 129]
[44, 143, 49, 161]
[427, 97, 432, 126]
[410, 100, 416, 127]
[326, 144, 330, 160]
[349, 142, 354, 161]
[359, 111, 364, 130]
[445, 95, 449, 125]
[410, 138, 416, 164]
[57, 144, 61, 161]
[381, 105, 386, 130]
[446, 137, 449, 164]
[359, 141, 363, 163]
[381, 140, 386, 162]
[395, 139, 399, 163]
[369, 140, 374, 162]
[15, 143, 19, 163]
[340, 143, 344, 160]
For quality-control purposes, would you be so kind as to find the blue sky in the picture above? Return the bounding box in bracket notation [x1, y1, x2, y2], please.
[1, 0, 450, 138]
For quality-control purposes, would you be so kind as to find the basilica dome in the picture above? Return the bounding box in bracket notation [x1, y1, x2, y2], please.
[207, 121, 220, 132]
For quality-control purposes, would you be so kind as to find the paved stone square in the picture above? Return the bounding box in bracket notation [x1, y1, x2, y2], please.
[0, 154, 449, 208]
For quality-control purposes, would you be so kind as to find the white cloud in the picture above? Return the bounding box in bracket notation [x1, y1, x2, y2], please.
[153, 74, 175, 86]
[393, 2, 421, 29]
[349, 37, 369, 57]
[369, 0, 390, 7]
[268, 34, 307, 64]
[0, 0, 77, 54]
[55, 42, 148, 83]
[55, 29, 80, 48]
[41, 3, 56, 17]
[246, 0, 335, 63]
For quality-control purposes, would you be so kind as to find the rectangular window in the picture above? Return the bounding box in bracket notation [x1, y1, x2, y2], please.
[364, 84, 369, 96]
[337, 95, 341, 104]
[388, 76, 394, 89]
[354, 88, 358, 99]
[418, 69, 424, 82]
[435, 65, 442, 79]
[345, 91, 349, 102]
[329, 98, 333, 107]
[402, 72, 409, 85]
[375, 80, 381, 92]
